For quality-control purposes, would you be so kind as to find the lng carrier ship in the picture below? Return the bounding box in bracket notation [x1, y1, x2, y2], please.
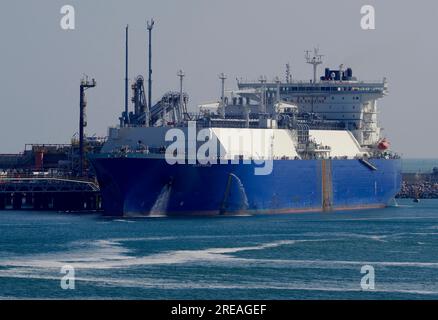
[89, 23, 401, 217]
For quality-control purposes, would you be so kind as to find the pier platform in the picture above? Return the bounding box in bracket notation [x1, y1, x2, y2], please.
[0, 173, 101, 211]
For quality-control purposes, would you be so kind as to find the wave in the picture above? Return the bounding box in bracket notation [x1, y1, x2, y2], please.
[112, 219, 136, 223]
[301, 232, 391, 242]
[2, 237, 438, 272]
[329, 215, 438, 222]
[0, 270, 437, 297]
[0, 239, 312, 269]
[2, 237, 438, 299]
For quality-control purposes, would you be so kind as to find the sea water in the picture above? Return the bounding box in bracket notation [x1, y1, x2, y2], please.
[0, 199, 438, 300]
[402, 158, 438, 173]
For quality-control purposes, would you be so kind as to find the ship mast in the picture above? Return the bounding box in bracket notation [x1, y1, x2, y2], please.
[177, 69, 185, 123]
[124, 25, 129, 126]
[219, 73, 226, 118]
[274, 76, 281, 103]
[285, 63, 291, 83]
[147, 19, 154, 112]
[258, 75, 267, 114]
[305, 48, 323, 83]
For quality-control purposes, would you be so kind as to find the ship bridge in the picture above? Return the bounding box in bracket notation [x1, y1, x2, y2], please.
[233, 66, 387, 147]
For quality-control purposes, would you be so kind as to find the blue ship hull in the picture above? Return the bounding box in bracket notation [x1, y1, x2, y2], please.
[90, 156, 402, 217]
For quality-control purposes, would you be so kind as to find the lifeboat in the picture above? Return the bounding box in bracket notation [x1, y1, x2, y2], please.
[377, 138, 390, 151]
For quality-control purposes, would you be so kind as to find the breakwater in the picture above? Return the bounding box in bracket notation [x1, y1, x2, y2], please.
[397, 172, 438, 199]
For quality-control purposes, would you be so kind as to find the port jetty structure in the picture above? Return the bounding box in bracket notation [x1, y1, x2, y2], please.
[0, 78, 104, 212]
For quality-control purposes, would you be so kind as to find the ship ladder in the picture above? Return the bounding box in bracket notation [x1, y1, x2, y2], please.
[359, 158, 378, 171]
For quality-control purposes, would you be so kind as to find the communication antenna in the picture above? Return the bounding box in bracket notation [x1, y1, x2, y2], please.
[147, 18, 155, 112]
[305, 48, 324, 83]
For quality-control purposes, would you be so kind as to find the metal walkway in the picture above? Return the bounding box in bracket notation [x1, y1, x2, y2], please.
[0, 176, 100, 193]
